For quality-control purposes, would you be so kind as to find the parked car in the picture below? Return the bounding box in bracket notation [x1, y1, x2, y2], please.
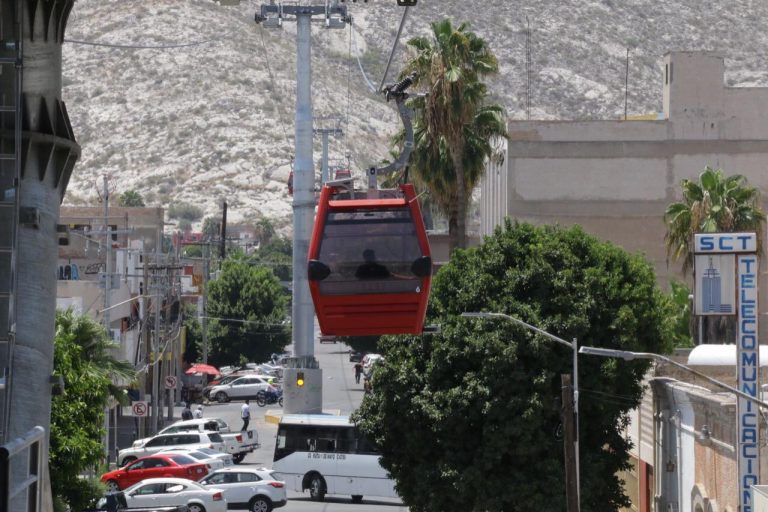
[88, 492, 190, 512]
[198, 467, 287, 512]
[207, 375, 276, 403]
[145, 418, 260, 464]
[203, 373, 252, 398]
[158, 449, 226, 470]
[119, 431, 225, 467]
[118, 478, 226, 512]
[101, 454, 210, 492]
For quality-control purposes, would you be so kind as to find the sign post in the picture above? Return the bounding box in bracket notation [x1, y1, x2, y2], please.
[694, 232, 759, 511]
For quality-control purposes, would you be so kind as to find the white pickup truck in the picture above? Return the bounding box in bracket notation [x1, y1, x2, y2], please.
[132, 418, 259, 464]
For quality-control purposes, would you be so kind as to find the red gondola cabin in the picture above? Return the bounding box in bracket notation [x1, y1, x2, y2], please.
[307, 183, 432, 336]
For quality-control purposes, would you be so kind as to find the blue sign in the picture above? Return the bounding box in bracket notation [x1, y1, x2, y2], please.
[738, 253, 760, 512]
[694, 233, 757, 253]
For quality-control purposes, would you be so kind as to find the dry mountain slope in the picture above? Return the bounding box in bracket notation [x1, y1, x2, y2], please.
[62, 0, 768, 230]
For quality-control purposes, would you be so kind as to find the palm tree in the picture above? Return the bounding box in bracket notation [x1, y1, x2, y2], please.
[664, 166, 765, 274]
[664, 167, 765, 344]
[55, 308, 136, 402]
[400, 19, 507, 252]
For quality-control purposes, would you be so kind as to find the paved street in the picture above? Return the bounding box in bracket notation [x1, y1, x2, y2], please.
[188, 334, 408, 511]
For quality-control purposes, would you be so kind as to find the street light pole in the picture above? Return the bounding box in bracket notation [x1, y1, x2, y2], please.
[461, 311, 581, 511]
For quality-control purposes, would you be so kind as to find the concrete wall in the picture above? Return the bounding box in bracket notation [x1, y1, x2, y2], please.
[479, 51, 768, 341]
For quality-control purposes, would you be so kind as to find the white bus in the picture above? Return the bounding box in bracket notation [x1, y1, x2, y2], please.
[272, 414, 399, 503]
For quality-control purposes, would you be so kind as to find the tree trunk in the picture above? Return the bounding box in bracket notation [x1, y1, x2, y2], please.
[452, 151, 467, 253]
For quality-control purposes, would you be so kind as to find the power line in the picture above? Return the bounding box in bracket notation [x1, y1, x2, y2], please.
[258, 25, 292, 149]
[349, 17, 377, 93]
[64, 38, 217, 49]
[377, 5, 410, 93]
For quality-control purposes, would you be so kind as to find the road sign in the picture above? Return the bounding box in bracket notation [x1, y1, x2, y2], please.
[132, 401, 148, 417]
[164, 376, 178, 389]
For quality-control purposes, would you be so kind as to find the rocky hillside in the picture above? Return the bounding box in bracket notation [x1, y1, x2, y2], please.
[62, 0, 768, 232]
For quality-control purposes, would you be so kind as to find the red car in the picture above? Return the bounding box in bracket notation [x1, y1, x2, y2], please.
[101, 453, 210, 492]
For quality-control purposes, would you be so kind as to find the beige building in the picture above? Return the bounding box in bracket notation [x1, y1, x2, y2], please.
[480, 51, 768, 291]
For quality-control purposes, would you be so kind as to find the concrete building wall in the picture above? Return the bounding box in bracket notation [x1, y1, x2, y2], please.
[479, 51, 768, 341]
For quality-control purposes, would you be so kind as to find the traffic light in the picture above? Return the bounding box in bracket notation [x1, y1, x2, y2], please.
[397, 0, 417, 5]
[296, 371, 305, 387]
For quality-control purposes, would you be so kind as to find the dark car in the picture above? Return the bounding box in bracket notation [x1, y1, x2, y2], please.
[349, 351, 365, 362]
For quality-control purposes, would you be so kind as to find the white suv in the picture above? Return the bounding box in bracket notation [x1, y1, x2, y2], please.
[199, 467, 287, 512]
[118, 431, 225, 467]
[208, 375, 275, 403]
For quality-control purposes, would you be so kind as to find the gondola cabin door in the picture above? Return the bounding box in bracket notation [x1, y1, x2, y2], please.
[307, 184, 432, 336]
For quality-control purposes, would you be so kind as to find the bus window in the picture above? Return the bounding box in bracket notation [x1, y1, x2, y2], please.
[355, 432, 380, 455]
[336, 428, 355, 453]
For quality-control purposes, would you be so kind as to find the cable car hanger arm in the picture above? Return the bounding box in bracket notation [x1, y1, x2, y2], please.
[369, 73, 418, 189]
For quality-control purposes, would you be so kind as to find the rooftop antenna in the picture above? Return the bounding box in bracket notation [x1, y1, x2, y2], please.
[526, 16, 532, 120]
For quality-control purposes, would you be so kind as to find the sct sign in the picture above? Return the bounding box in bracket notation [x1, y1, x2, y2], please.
[695, 232, 760, 512]
[694, 232, 757, 253]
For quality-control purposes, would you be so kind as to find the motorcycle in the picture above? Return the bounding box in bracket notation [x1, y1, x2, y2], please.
[256, 387, 283, 407]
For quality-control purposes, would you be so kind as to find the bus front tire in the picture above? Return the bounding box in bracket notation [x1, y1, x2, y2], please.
[351, 495, 363, 503]
[308, 473, 326, 501]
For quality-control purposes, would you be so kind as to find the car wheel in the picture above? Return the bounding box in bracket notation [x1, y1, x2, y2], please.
[308, 473, 326, 501]
[187, 504, 206, 512]
[120, 456, 136, 466]
[249, 495, 273, 512]
[232, 452, 246, 464]
[215, 391, 229, 403]
[352, 495, 364, 503]
[105, 480, 120, 493]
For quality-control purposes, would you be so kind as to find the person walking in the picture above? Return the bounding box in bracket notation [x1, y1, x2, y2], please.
[181, 402, 193, 420]
[354, 362, 363, 384]
[241, 399, 251, 431]
[194, 404, 204, 418]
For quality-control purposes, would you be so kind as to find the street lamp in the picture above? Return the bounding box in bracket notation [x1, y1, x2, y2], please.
[578, 346, 768, 410]
[461, 311, 581, 511]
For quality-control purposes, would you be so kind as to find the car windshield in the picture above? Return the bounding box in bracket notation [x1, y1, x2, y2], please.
[208, 433, 223, 443]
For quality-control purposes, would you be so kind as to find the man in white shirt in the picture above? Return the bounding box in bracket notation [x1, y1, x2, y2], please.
[241, 399, 251, 431]
[194, 405, 204, 418]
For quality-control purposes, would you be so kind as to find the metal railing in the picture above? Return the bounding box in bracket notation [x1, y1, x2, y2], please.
[0, 426, 44, 512]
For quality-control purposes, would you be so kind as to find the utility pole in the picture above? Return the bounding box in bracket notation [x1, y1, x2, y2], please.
[151, 228, 161, 433]
[139, 257, 150, 438]
[255, 1, 349, 414]
[562, 374, 579, 512]
[313, 118, 343, 184]
[201, 242, 209, 364]
[102, 174, 112, 464]
[624, 47, 630, 120]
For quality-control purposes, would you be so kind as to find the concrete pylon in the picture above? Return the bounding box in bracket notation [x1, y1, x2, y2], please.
[0, 0, 80, 509]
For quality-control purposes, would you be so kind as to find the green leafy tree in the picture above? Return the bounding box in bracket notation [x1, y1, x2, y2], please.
[168, 202, 204, 222]
[206, 255, 290, 366]
[203, 216, 222, 240]
[248, 236, 292, 282]
[50, 309, 136, 511]
[254, 217, 277, 246]
[668, 280, 694, 347]
[117, 190, 145, 207]
[354, 221, 674, 512]
[400, 19, 507, 251]
[182, 302, 202, 364]
[664, 166, 765, 343]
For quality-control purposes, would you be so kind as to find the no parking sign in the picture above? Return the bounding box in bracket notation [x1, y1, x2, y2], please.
[131, 401, 148, 417]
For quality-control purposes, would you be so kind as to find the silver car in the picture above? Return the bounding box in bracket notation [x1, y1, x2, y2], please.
[207, 375, 275, 403]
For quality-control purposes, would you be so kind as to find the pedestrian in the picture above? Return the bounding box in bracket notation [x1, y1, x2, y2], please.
[241, 399, 251, 431]
[354, 362, 363, 384]
[181, 402, 193, 420]
[194, 404, 204, 419]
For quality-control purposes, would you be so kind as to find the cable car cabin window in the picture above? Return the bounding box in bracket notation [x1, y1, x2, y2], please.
[317, 208, 424, 296]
